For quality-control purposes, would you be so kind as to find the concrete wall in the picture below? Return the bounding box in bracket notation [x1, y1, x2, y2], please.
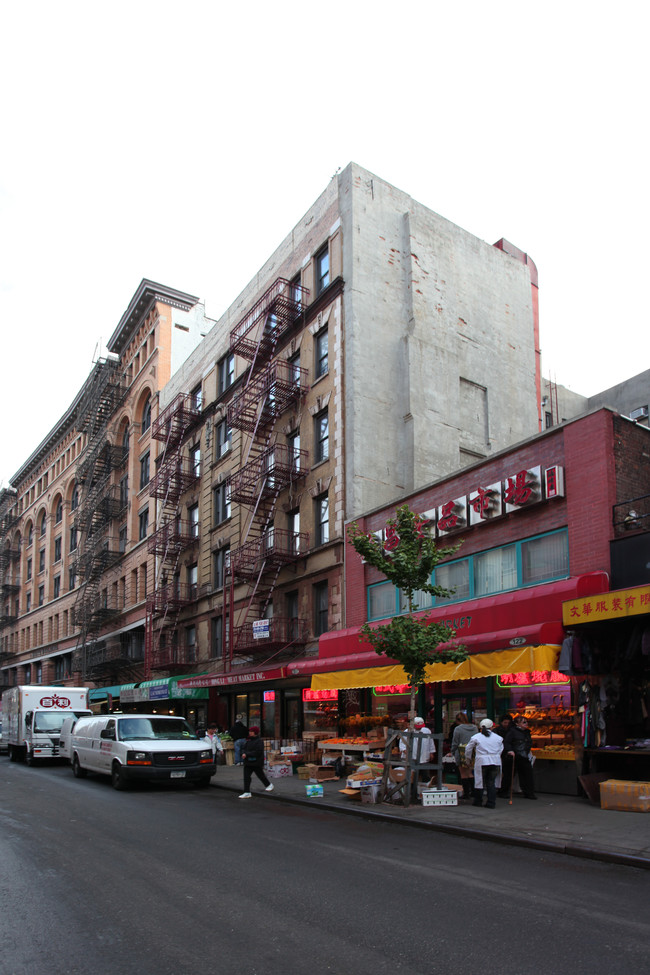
[339, 163, 539, 519]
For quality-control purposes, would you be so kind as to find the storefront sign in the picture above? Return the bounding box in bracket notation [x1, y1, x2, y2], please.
[419, 464, 563, 538]
[562, 585, 650, 624]
[263, 691, 276, 702]
[497, 670, 570, 688]
[180, 668, 286, 688]
[372, 684, 411, 696]
[303, 688, 338, 702]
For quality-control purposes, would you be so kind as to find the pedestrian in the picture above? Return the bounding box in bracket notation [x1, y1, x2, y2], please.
[494, 712, 514, 798]
[399, 716, 434, 803]
[503, 714, 537, 799]
[228, 713, 249, 765]
[238, 726, 274, 799]
[464, 718, 503, 809]
[205, 723, 224, 763]
[450, 712, 479, 801]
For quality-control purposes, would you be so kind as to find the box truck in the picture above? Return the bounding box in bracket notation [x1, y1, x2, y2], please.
[2, 686, 91, 764]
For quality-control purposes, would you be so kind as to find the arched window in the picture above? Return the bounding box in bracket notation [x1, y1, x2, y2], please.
[122, 425, 130, 457]
[55, 499, 63, 524]
[39, 512, 46, 537]
[70, 485, 79, 511]
[141, 394, 152, 434]
[26, 522, 34, 547]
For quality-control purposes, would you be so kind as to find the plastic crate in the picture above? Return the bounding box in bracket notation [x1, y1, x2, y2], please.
[421, 789, 458, 807]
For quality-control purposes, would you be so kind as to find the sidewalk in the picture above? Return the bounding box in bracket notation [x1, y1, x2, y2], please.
[210, 764, 650, 870]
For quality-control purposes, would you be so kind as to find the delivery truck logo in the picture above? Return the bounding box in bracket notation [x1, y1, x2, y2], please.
[39, 694, 71, 708]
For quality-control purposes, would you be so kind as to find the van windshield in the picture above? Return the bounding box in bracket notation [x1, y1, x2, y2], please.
[33, 711, 88, 734]
[117, 718, 196, 741]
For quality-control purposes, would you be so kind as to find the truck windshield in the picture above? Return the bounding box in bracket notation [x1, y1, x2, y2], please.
[33, 710, 89, 734]
[117, 718, 196, 741]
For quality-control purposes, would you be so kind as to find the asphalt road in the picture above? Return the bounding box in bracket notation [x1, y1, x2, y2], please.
[0, 759, 648, 975]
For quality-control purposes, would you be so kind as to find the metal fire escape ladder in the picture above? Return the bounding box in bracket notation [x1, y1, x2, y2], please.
[72, 356, 127, 680]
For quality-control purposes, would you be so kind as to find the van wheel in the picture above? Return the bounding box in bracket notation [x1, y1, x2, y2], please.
[72, 754, 87, 778]
[195, 776, 212, 789]
[25, 748, 34, 767]
[111, 762, 127, 791]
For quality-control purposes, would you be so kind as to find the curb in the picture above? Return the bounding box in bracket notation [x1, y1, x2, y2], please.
[212, 782, 650, 871]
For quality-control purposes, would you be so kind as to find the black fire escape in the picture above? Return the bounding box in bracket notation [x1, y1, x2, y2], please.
[72, 357, 128, 682]
[226, 278, 311, 667]
[145, 393, 201, 675]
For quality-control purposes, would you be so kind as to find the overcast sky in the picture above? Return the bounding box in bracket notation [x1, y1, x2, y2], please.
[1, 2, 648, 487]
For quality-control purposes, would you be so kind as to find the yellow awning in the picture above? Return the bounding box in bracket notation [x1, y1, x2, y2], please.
[309, 645, 560, 691]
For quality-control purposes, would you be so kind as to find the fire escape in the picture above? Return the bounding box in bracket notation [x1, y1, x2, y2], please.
[0, 506, 20, 648]
[145, 393, 202, 675]
[72, 357, 128, 681]
[226, 278, 311, 667]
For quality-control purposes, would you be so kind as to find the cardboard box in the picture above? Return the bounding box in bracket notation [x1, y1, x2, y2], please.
[599, 779, 650, 812]
[361, 784, 381, 804]
[421, 788, 458, 807]
[267, 762, 292, 778]
[305, 784, 324, 797]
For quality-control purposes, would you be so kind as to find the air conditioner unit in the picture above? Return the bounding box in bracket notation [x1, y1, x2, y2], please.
[629, 406, 648, 421]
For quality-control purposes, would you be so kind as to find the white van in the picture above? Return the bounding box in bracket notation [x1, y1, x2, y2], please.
[59, 713, 92, 761]
[70, 714, 216, 790]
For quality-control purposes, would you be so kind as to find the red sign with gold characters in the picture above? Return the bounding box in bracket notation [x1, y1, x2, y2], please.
[40, 694, 71, 708]
[563, 585, 650, 625]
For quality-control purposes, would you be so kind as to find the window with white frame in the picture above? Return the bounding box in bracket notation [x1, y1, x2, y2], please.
[213, 483, 230, 526]
[314, 493, 329, 546]
[314, 409, 329, 463]
[215, 418, 232, 459]
[213, 546, 229, 589]
[315, 328, 328, 378]
[315, 245, 330, 295]
[218, 353, 235, 395]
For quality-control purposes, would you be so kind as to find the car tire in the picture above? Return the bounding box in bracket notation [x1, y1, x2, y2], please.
[111, 762, 127, 791]
[72, 754, 87, 778]
[195, 776, 212, 789]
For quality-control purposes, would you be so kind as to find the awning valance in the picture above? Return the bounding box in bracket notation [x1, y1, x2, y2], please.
[309, 644, 561, 691]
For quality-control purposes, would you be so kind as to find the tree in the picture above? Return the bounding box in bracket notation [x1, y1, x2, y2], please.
[346, 504, 468, 729]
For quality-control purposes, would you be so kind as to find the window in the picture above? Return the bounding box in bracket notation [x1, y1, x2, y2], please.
[70, 486, 79, 511]
[139, 452, 150, 490]
[215, 418, 232, 459]
[368, 581, 398, 620]
[68, 567, 77, 591]
[473, 546, 517, 597]
[213, 546, 229, 589]
[25, 664, 31, 683]
[315, 328, 328, 378]
[213, 483, 231, 526]
[315, 245, 330, 295]
[314, 409, 329, 463]
[286, 590, 299, 641]
[291, 274, 302, 312]
[53, 536, 62, 563]
[313, 581, 328, 636]
[119, 474, 129, 508]
[40, 513, 46, 537]
[122, 426, 130, 460]
[141, 394, 152, 434]
[39, 549, 45, 573]
[38, 585, 44, 607]
[191, 384, 202, 410]
[314, 493, 329, 546]
[288, 430, 301, 472]
[119, 524, 128, 554]
[187, 564, 198, 599]
[288, 351, 301, 386]
[211, 616, 224, 659]
[55, 500, 63, 524]
[53, 575, 61, 599]
[28, 524, 34, 546]
[188, 503, 199, 538]
[288, 508, 301, 554]
[185, 625, 197, 662]
[69, 527, 78, 552]
[26, 593, 32, 613]
[26, 558, 32, 581]
[434, 560, 471, 605]
[218, 353, 235, 395]
[138, 507, 149, 540]
[190, 443, 201, 477]
[521, 532, 569, 585]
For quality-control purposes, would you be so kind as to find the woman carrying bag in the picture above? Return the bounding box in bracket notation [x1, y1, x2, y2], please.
[450, 712, 478, 801]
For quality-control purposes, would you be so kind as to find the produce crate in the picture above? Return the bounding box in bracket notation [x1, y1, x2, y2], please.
[421, 788, 458, 807]
[297, 766, 312, 780]
[599, 779, 650, 813]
